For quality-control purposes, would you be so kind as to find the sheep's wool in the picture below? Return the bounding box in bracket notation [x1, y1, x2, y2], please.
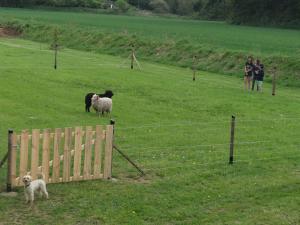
[92, 94, 112, 114]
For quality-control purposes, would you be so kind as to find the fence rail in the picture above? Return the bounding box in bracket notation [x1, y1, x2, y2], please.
[7, 125, 113, 190]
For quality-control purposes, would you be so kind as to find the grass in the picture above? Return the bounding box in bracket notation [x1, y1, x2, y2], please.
[0, 8, 300, 87]
[1, 7, 300, 55]
[0, 38, 300, 224]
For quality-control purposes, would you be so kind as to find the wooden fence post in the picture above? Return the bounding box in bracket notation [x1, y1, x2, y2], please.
[192, 56, 196, 81]
[272, 67, 277, 96]
[7, 129, 14, 192]
[131, 46, 134, 70]
[110, 119, 115, 135]
[110, 119, 115, 178]
[54, 44, 58, 70]
[54, 29, 58, 70]
[229, 116, 236, 165]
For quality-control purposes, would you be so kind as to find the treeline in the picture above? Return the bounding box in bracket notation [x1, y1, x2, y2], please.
[0, 0, 120, 9]
[1, 0, 299, 27]
[230, 0, 300, 27]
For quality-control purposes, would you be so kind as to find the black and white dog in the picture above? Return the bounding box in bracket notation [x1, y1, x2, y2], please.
[85, 90, 114, 112]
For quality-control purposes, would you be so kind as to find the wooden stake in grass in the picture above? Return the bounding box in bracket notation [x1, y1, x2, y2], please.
[130, 45, 142, 70]
[272, 66, 277, 96]
[119, 45, 142, 70]
[192, 55, 197, 81]
[53, 29, 58, 70]
[229, 116, 236, 165]
[131, 45, 134, 70]
[110, 119, 115, 176]
[7, 129, 14, 192]
[110, 119, 115, 135]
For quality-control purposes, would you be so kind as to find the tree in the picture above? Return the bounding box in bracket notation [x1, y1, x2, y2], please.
[127, 0, 150, 9]
[197, 0, 228, 20]
[165, 0, 178, 14]
[116, 0, 130, 12]
[176, 0, 195, 15]
[229, 0, 300, 27]
[149, 0, 169, 13]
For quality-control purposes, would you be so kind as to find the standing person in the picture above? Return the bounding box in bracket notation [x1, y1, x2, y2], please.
[254, 59, 264, 92]
[244, 56, 254, 91]
[251, 60, 257, 91]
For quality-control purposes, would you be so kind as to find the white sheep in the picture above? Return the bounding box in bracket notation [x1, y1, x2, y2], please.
[91, 94, 113, 116]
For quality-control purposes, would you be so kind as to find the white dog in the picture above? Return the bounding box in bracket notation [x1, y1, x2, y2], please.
[22, 174, 48, 204]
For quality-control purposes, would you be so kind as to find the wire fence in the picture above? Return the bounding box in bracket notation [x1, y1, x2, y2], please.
[111, 117, 300, 178]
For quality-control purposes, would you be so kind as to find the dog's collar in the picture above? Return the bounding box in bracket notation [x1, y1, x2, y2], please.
[24, 183, 30, 188]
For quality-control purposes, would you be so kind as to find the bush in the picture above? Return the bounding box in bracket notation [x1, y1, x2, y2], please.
[84, 0, 103, 8]
[149, 0, 169, 13]
[115, 0, 130, 12]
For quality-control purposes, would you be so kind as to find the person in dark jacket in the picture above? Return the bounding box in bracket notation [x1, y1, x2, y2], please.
[244, 56, 254, 91]
[253, 59, 264, 92]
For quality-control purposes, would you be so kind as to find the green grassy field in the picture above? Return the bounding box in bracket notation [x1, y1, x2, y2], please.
[0, 37, 300, 224]
[0, 7, 300, 87]
[1, 7, 300, 56]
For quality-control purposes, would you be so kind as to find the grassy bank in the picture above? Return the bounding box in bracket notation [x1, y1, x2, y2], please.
[0, 8, 299, 87]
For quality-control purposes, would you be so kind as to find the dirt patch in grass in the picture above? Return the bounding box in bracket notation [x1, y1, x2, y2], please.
[0, 27, 21, 37]
[0, 192, 18, 197]
[115, 173, 154, 184]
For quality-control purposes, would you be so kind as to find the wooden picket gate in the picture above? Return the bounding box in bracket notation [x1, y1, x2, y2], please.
[7, 125, 113, 190]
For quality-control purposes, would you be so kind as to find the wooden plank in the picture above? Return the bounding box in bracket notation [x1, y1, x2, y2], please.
[15, 177, 20, 187]
[19, 130, 29, 185]
[103, 125, 113, 179]
[52, 128, 62, 183]
[42, 129, 51, 183]
[93, 125, 103, 179]
[63, 128, 72, 182]
[83, 126, 93, 180]
[103, 130, 106, 139]
[10, 133, 18, 187]
[31, 129, 40, 180]
[21, 134, 43, 139]
[73, 127, 82, 181]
